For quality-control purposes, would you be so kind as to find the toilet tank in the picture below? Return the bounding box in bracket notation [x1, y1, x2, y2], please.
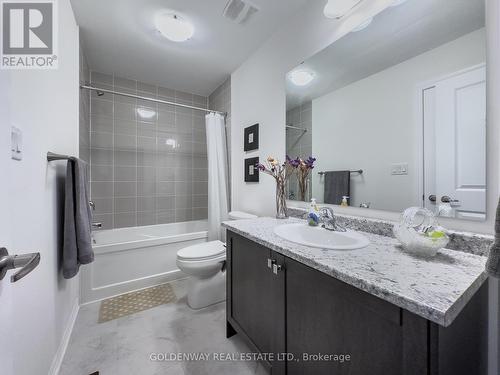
[228, 211, 257, 220]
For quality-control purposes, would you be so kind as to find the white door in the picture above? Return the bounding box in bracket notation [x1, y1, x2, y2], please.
[0, 72, 14, 375]
[424, 65, 486, 220]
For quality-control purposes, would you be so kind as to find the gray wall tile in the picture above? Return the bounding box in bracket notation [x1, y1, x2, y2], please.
[138, 211, 156, 226]
[91, 148, 113, 165]
[88, 71, 209, 229]
[114, 197, 136, 213]
[114, 213, 137, 228]
[92, 182, 113, 198]
[114, 166, 136, 181]
[114, 182, 136, 197]
[92, 198, 113, 215]
[91, 165, 113, 181]
[192, 207, 208, 220]
[157, 210, 175, 224]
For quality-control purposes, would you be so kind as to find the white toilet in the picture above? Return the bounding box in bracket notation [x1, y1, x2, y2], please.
[176, 211, 257, 309]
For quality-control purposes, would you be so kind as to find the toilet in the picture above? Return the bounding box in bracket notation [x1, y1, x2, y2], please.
[176, 211, 257, 309]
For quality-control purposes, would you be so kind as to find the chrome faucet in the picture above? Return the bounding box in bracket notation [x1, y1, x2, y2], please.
[319, 207, 346, 232]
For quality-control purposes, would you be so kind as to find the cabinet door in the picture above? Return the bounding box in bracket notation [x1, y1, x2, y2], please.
[226, 231, 285, 374]
[286, 257, 403, 375]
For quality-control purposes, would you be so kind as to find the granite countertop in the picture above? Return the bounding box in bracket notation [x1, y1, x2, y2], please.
[222, 217, 488, 327]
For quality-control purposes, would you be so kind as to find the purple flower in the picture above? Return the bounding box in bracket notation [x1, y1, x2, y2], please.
[304, 156, 316, 169]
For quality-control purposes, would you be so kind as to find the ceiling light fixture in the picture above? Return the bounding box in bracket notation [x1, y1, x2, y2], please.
[351, 17, 373, 32]
[288, 70, 315, 86]
[137, 108, 156, 119]
[155, 13, 194, 42]
[323, 0, 363, 19]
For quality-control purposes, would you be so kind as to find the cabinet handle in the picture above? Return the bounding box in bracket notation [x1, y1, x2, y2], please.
[273, 263, 283, 275]
[267, 258, 276, 269]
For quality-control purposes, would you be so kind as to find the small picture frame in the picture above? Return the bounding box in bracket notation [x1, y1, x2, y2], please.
[244, 157, 260, 182]
[244, 124, 259, 151]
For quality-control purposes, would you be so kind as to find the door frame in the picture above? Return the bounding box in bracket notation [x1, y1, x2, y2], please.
[414, 63, 487, 211]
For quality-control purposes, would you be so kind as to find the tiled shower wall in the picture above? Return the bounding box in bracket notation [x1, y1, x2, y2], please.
[286, 101, 312, 201]
[89, 71, 209, 229]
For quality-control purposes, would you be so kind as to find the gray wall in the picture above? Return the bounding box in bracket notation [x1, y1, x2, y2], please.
[89, 72, 209, 229]
[286, 101, 312, 201]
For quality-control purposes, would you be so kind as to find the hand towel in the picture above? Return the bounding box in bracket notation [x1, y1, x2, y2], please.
[62, 157, 94, 279]
[486, 197, 500, 278]
[324, 171, 350, 205]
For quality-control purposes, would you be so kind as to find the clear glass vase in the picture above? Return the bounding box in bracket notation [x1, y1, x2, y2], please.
[275, 177, 288, 219]
[298, 176, 308, 202]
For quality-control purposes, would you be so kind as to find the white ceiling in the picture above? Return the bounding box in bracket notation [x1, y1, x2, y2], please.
[71, 0, 308, 96]
[286, 0, 485, 109]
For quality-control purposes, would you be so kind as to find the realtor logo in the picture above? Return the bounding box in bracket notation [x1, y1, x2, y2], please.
[1, 0, 58, 69]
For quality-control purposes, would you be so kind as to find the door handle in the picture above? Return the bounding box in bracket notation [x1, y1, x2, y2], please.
[272, 263, 283, 275]
[441, 196, 460, 204]
[0, 247, 41, 283]
[267, 258, 276, 269]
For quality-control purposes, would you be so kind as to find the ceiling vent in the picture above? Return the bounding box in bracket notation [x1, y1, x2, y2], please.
[223, 0, 259, 24]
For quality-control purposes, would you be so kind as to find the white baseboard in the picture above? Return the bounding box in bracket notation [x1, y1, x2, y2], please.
[48, 298, 80, 375]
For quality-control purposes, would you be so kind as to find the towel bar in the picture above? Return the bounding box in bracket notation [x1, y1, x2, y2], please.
[47, 152, 71, 161]
[318, 170, 363, 175]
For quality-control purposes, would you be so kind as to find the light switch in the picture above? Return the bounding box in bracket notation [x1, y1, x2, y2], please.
[11, 126, 22, 161]
[391, 163, 408, 175]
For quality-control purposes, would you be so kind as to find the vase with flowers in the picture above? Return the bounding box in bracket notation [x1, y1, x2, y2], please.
[257, 157, 295, 219]
[287, 156, 316, 201]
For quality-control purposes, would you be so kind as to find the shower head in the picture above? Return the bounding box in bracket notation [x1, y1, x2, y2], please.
[96, 91, 104, 97]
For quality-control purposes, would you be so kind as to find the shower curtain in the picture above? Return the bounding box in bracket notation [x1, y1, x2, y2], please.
[205, 113, 229, 241]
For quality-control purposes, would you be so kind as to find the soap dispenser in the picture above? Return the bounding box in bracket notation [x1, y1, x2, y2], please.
[308, 198, 320, 226]
[341, 196, 349, 207]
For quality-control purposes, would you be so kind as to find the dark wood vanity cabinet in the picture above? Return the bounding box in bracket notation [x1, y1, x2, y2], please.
[226, 230, 286, 374]
[226, 230, 488, 375]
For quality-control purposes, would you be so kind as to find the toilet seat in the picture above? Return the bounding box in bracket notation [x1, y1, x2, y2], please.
[177, 240, 225, 261]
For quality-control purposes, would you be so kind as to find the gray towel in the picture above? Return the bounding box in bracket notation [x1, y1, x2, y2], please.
[324, 171, 350, 205]
[62, 158, 94, 279]
[486, 197, 500, 278]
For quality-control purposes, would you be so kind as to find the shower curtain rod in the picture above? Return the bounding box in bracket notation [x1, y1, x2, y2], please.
[80, 85, 227, 117]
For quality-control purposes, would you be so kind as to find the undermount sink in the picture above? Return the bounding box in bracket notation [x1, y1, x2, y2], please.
[273, 223, 370, 250]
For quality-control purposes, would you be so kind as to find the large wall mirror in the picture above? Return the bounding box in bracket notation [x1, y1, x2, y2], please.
[285, 0, 486, 221]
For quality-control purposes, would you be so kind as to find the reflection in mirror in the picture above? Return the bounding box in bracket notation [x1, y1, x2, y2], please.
[285, 0, 486, 221]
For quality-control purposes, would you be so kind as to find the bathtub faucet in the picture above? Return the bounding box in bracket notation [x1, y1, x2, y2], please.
[92, 222, 102, 229]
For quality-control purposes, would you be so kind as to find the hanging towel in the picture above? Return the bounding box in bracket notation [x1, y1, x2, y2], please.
[62, 157, 94, 279]
[324, 171, 350, 205]
[486, 197, 500, 278]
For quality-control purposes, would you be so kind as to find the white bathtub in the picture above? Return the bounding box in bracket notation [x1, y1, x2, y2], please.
[80, 220, 208, 303]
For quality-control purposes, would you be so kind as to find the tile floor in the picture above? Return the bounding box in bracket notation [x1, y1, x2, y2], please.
[60, 279, 268, 375]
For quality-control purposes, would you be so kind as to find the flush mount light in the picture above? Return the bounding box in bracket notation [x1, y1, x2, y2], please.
[351, 17, 373, 32]
[323, 0, 363, 19]
[137, 108, 156, 119]
[288, 70, 315, 86]
[155, 13, 194, 42]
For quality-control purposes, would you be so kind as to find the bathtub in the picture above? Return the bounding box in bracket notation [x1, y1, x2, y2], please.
[80, 220, 208, 303]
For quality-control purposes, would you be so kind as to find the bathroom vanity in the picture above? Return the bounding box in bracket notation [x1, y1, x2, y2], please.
[223, 218, 489, 375]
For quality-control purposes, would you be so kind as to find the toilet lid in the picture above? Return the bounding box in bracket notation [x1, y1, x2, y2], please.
[177, 240, 225, 261]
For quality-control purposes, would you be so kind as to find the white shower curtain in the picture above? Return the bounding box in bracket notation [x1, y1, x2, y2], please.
[205, 113, 229, 241]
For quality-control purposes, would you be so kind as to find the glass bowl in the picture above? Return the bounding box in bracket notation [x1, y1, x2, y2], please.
[393, 207, 449, 257]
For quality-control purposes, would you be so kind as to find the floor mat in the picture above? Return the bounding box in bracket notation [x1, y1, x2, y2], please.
[98, 283, 177, 323]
